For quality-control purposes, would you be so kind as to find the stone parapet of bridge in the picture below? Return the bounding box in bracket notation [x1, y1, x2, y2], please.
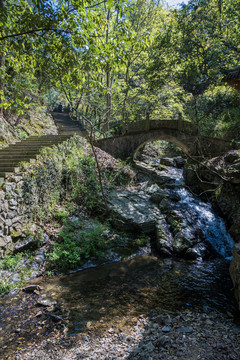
[127, 119, 199, 135]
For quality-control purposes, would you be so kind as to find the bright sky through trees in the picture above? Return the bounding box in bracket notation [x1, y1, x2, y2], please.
[166, 0, 189, 8]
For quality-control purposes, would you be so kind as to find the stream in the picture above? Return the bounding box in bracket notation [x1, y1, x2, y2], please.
[0, 159, 239, 359]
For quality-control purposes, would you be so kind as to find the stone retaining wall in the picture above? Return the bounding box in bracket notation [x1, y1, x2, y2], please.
[0, 167, 63, 257]
[0, 175, 32, 256]
[0, 135, 88, 257]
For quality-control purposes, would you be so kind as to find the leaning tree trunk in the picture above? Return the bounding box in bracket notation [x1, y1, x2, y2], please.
[121, 61, 130, 135]
[103, 8, 111, 134]
[105, 67, 111, 133]
[0, 0, 6, 117]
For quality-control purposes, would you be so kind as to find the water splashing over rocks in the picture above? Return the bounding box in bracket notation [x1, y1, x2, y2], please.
[107, 160, 234, 261]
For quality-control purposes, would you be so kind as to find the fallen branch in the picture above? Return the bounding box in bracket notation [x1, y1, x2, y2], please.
[186, 153, 230, 183]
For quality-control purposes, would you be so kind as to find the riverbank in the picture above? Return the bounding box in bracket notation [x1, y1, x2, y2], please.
[11, 302, 240, 360]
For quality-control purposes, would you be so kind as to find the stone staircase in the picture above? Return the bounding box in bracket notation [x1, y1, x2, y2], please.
[0, 112, 85, 181]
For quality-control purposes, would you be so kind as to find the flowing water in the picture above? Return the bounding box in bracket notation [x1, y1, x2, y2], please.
[165, 166, 234, 259]
[0, 161, 239, 357]
[175, 187, 234, 258]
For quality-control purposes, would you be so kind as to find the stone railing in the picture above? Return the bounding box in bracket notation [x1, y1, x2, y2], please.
[108, 119, 199, 136]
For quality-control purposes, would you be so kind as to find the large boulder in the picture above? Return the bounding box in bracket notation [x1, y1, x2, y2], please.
[155, 218, 173, 256]
[160, 157, 176, 167]
[172, 228, 196, 254]
[230, 243, 240, 311]
[174, 156, 187, 169]
[107, 190, 159, 234]
[107, 188, 209, 259]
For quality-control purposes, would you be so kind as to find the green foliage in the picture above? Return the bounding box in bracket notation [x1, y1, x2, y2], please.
[0, 253, 23, 270]
[20, 136, 105, 220]
[147, 0, 240, 137]
[48, 220, 108, 272]
[0, 252, 33, 295]
[185, 85, 240, 139]
[53, 207, 69, 223]
[215, 184, 222, 200]
[158, 164, 167, 171]
[133, 234, 149, 247]
[0, 278, 12, 295]
[1, 0, 239, 144]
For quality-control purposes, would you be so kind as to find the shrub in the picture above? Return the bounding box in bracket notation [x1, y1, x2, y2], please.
[0, 253, 23, 270]
[48, 220, 107, 272]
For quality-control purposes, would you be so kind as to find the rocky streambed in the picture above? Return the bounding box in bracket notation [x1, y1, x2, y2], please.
[0, 153, 240, 359]
[107, 158, 234, 261]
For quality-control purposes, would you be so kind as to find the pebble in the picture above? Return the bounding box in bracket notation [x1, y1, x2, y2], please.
[12, 274, 20, 283]
[144, 341, 155, 352]
[48, 314, 64, 323]
[35, 311, 43, 318]
[37, 296, 57, 307]
[22, 285, 40, 293]
[178, 326, 194, 333]
[162, 326, 171, 332]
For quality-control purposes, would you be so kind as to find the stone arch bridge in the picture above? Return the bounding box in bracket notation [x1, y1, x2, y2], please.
[94, 119, 239, 160]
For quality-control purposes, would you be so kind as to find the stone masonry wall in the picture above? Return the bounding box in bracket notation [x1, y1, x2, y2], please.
[0, 169, 63, 257]
[0, 175, 32, 256]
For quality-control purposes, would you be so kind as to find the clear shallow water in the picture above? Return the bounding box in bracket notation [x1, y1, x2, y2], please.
[38, 255, 238, 336]
[0, 254, 238, 357]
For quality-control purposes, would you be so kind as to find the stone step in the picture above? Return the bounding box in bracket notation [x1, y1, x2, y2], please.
[0, 158, 36, 165]
[57, 131, 81, 134]
[0, 145, 54, 152]
[0, 142, 58, 150]
[23, 135, 72, 141]
[5, 142, 63, 148]
[0, 172, 12, 178]
[0, 139, 74, 155]
[0, 113, 84, 181]
[0, 167, 19, 172]
[30, 133, 71, 136]
[0, 160, 35, 166]
[0, 151, 37, 155]
[0, 150, 42, 156]
[4, 134, 72, 144]
[0, 155, 37, 160]
[21, 140, 70, 144]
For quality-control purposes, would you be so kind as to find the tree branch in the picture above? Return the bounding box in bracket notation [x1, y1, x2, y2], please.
[86, 1, 106, 9]
[186, 152, 231, 183]
[0, 28, 71, 41]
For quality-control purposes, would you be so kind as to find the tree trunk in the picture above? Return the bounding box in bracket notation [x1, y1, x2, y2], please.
[103, 8, 111, 133]
[0, 0, 6, 117]
[121, 62, 130, 134]
[105, 68, 111, 132]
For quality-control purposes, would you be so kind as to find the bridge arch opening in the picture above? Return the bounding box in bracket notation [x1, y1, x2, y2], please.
[133, 136, 189, 162]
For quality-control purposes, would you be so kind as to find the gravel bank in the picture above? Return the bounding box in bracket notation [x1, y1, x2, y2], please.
[14, 309, 240, 360]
